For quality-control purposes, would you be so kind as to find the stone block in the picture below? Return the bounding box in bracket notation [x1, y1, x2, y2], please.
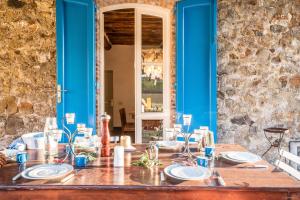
[218, 91, 225, 100]
[18, 102, 33, 114]
[7, 0, 26, 9]
[256, 48, 270, 63]
[33, 103, 52, 117]
[0, 117, 6, 137]
[35, 1, 53, 12]
[271, 56, 281, 63]
[231, 115, 254, 126]
[278, 76, 287, 88]
[0, 99, 7, 114]
[290, 74, 300, 88]
[5, 115, 24, 135]
[270, 24, 286, 33]
[5, 96, 18, 115]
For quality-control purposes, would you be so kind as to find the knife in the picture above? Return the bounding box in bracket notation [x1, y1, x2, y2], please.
[60, 173, 75, 183]
[237, 164, 268, 169]
[12, 165, 35, 182]
[214, 171, 226, 186]
[160, 171, 166, 182]
[12, 167, 28, 181]
[12, 172, 23, 181]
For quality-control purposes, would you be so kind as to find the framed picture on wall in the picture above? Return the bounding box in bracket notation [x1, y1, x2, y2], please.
[289, 140, 300, 171]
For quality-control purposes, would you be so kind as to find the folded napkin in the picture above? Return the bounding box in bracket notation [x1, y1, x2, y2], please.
[8, 137, 26, 151]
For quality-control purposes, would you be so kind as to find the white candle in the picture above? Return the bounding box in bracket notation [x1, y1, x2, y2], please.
[183, 114, 192, 126]
[165, 128, 175, 141]
[114, 146, 124, 167]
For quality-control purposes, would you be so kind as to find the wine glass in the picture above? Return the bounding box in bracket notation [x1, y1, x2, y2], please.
[45, 117, 58, 131]
[65, 113, 75, 124]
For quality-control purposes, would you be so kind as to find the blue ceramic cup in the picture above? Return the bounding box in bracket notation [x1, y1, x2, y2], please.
[16, 152, 28, 164]
[196, 156, 208, 167]
[205, 146, 215, 157]
[75, 155, 87, 167]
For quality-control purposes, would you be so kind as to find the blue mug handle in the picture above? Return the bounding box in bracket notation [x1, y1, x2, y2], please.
[17, 154, 22, 163]
[17, 153, 28, 163]
[16, 155, 20, 163]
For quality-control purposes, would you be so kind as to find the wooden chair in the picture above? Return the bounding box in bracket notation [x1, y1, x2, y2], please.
[275, 149, 300, 180]
[119, 108, 135, 137]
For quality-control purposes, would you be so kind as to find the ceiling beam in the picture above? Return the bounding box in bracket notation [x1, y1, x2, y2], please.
[104, 32, 112, 50]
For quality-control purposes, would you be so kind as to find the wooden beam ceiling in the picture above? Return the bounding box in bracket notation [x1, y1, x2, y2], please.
[104, 9, 162, 46]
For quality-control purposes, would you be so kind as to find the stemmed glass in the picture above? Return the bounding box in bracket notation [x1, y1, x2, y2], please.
[175, 112, 182, 124]
[43, 114, 96, 164]
[60, 113, 80, 161]
[60, 113, 95, 163]
[45, 117, 58, 130]
[174, 113, 196, 164]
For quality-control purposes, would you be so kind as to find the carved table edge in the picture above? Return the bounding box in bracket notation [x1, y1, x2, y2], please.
[0, 185, 300, 192]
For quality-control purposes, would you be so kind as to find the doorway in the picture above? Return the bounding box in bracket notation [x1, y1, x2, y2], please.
[100, 4, 171, 143]
[103, 8, 135, 140]
[104, 70, 114, 130]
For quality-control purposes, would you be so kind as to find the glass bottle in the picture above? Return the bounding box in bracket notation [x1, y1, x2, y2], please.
[44, 117, 58, 156]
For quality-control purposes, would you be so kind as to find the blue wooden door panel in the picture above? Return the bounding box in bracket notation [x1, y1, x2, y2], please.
[176, 0, 217, 141]
[56, 0, 96, 141]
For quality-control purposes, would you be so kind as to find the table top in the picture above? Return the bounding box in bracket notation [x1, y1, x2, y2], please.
[0, 144, 299, 191]
[264, 127, 288, 133]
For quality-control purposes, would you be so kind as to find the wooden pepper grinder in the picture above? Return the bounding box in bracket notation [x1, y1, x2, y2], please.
[101, 113, 111, 157]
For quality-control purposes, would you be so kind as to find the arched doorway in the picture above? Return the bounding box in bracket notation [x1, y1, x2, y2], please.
[99, 4, 171, 143]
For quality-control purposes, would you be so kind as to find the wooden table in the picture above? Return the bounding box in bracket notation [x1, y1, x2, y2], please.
[0, 144, 299, 200]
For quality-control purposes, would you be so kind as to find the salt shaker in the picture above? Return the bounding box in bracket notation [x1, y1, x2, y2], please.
[114, 146, 124, 167]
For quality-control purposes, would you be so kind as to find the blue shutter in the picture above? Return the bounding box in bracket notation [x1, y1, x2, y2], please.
[176, 0, 217, 141]
[56, 0, 96, 141]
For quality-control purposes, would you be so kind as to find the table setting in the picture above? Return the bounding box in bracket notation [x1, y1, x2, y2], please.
[12, 163, 74, 181]
[4, 112, 139, 183]
[0, 111, 279, 190]
[1, 113, 101, 183]
[134, 113, 269, 186]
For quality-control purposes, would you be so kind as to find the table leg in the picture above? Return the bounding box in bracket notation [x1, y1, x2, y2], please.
[262, 145, 273, 157]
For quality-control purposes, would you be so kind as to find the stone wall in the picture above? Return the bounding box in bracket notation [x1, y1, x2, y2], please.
[0, 0, 56, 148]
[217, 0, 300, 160]
[0, 0, 300, 161]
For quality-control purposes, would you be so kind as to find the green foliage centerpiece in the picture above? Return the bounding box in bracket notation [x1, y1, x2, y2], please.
[132, 142, 161, 168]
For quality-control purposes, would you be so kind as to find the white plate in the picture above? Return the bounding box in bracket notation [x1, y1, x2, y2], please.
[221, 151, 261, 163]
[170, 166, 207, 180]
[124, 146, 136, 152]
[157, 141, 181, 150]
[164, 164, 209, 181]
[21, 164, 73, 180]
[221, 154, 246, 164]
[164, 164, 184, 180]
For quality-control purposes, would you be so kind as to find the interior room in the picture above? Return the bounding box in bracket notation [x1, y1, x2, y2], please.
[103, 9, 135, 138]
[103, 8, 166, 143]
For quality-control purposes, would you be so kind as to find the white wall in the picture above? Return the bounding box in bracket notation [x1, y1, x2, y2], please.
[105, 45, 135, 127]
